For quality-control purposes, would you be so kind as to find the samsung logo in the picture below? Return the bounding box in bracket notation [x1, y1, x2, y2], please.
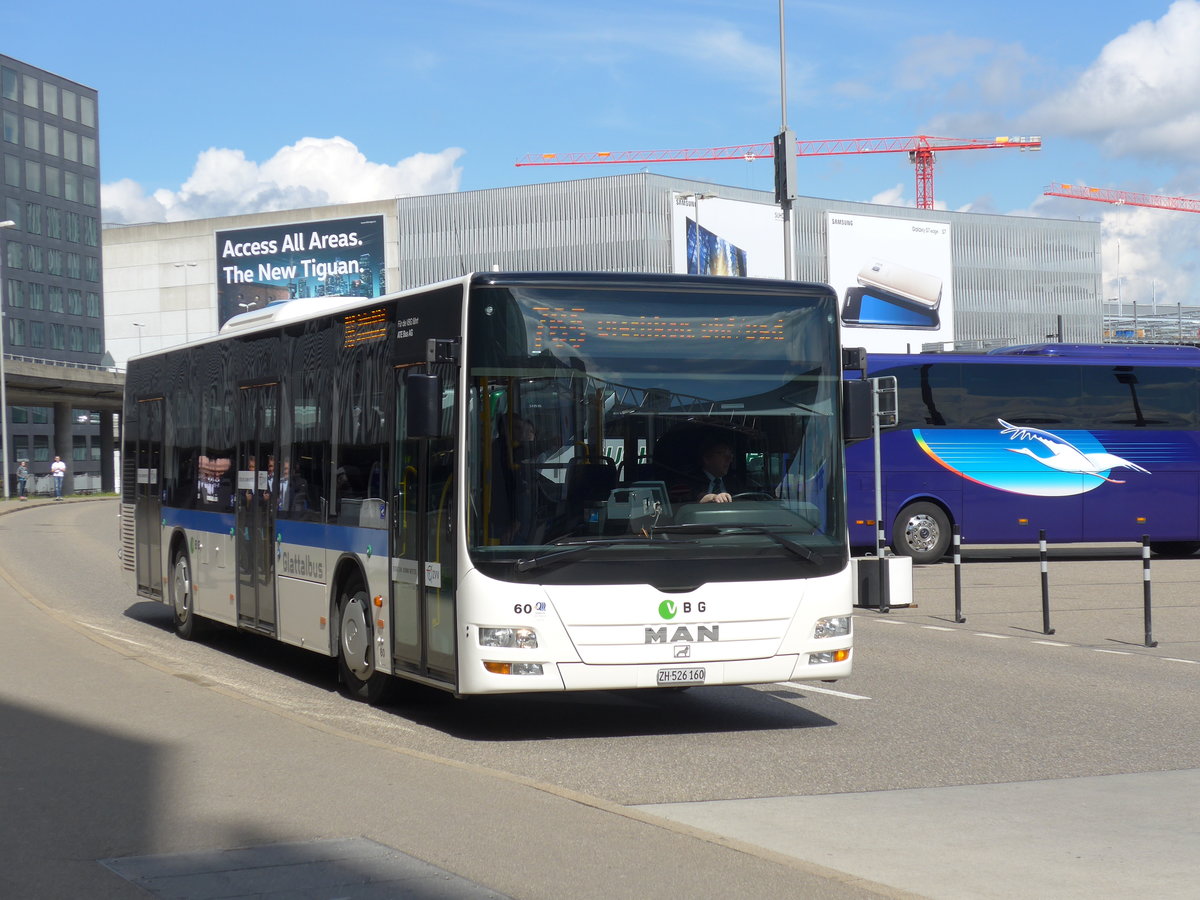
[831, 217, 853, 226]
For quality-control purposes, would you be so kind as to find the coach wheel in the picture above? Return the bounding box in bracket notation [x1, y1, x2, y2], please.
[170, 548, 201, 640]
[892, 502, 952, 564]
[336, 584, 393, 704]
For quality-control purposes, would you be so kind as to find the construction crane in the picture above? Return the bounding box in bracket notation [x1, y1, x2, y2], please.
[516, 135, 1042, 210]
[1044, 183, 1200, 214]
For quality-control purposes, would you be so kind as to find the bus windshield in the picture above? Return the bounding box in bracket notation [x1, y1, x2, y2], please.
[465, 282, 845, 583]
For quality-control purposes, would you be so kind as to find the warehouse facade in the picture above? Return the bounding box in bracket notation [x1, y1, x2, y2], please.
[102, 172, 1102, 365]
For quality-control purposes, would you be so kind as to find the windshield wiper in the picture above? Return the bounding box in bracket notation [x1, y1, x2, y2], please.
[515, 535, 697, 573]
[651, 524, 820, 563]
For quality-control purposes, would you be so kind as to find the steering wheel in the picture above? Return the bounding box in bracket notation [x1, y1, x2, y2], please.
[731, 491, 774, 501]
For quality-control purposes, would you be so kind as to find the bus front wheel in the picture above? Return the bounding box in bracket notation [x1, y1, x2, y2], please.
[892, 502, 952, 564]
[336, 585, 393, 704]
[170, 548, 202, 640]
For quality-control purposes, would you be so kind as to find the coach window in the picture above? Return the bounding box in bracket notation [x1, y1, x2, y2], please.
[1081, 365, 1198, 430]
[960, 364, 1080, 428]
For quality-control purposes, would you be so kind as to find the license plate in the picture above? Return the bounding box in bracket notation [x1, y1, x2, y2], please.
[656, 666, 706, 686]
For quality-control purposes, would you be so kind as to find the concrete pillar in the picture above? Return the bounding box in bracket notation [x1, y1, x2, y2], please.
[53, 402, 73, 497]
[100, 410, 116, 494]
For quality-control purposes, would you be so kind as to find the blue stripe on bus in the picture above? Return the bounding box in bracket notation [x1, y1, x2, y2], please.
[161, 507, 386, 553]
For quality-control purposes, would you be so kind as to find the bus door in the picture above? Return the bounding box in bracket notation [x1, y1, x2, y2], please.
[236, 382, 279, 633]
[391, 368, 457, 684]
[134, 397, 164, 598]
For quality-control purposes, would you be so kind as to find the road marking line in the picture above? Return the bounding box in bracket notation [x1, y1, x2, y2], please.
[772, 682, 872, 701]
[1094, 649, 1131, 655]
[1162, 658, 1199, 665]
[79, 623, 154, 649]
[973, 633, 1010, 639]
[923, 625, 954, 631]
[1032, 640, 1070, 647]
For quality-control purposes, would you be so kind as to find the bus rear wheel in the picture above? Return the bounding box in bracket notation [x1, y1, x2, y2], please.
[892, 502, 951, 564]
[336, 584, 393, 705]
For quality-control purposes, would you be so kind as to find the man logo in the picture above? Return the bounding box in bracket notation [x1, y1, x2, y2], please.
[645, 625, 719, 644]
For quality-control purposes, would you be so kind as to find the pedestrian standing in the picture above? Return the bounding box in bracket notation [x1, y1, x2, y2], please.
[16, 459, 29, 500]
[51, 455, 66, 500]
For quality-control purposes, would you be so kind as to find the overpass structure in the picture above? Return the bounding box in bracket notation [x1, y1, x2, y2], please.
[3, 355, 124, 495]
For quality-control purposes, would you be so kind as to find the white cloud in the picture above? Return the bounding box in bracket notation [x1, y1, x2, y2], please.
[101, 137, 465, 224]
[1029, 0, 1200, 163]
[868, 183, 907, 206]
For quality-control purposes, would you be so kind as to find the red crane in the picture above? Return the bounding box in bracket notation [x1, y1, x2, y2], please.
[1044, 183, 1200, 214]
[516, 135, 1043, 210]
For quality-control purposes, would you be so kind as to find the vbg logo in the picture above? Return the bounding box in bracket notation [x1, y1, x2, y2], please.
[658, 600, 678, 620]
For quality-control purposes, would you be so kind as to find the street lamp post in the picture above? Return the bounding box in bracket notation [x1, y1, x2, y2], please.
[0, 218, 17, 500]
[174, 262, 197, 343]
[132, 321, 145, 356]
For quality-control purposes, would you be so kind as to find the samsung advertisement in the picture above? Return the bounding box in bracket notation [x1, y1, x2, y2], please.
[670, 194, 784, 278]
[215, 215, 386, 326]
[826, 212, 954, 353]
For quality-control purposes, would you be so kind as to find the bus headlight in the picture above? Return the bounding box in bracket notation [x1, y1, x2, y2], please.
[813, 616, 851, 639]
[483, 661, 545, 676]
[478, 626, 539, 649]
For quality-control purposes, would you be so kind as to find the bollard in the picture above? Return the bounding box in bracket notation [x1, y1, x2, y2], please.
[1039, 529, 1055, 635]
[1142, 535, 1158, 648]
[953, 525, 965, 623]
[879, 549, 891, 614]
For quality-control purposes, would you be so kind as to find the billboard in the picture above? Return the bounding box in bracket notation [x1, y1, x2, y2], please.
[215, 215, 385, 326]
[671, 194, 784, 278]
[827, 212, 953, 353]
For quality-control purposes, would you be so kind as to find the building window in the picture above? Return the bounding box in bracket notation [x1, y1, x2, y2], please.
[44, 165, 60, 198]
[82, 177, 96, 207]
[83, 217, 97, 246]
[67, 289, 83, 315]
[4, 197, 18, 227]
[3, 154, 18, 187]
[64, 170, 79, 202]
[65, 211, 80, 242]
[2, 110, 16, 144]
[1, 67, 17, 101]
[81, 135, 96, 168]
[23, 117, 39, 151]
[28, 283, 44, 310]
[85, 292, 99, 317]
[5, 277, 24, 307]
[87, 328, 100, 353]
[22, 75, 38, 108]
[45, 208, 61, 239]
[33, 435, 49, 462]
[61, 89, 76, 121]
[49, 323, 64, 350]
[84, 256, 100, 282]
[46, 248, 62, 275]
[8, 317, 25, 347]
[48, 286, 63, 313]
[5, 242, 22, 272]
[11, 407, 27, 424]
[24, 159, 40, 192]
[29, 321, 45, 348]
[24, 202, 40, 234]
[44, 124, 59, 156]
[66, 253, 81, 279]
[80, 96, 95, 128]
[61, 130, 77, 162]
[73, 436, 87, 461]
[26, 245, 42, 273]
[43, 84, 57, 116]
[13, 437, 29, 464]
[68, 325, 83, 351]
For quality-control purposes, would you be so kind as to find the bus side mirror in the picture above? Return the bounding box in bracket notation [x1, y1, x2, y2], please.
[842, 379, 873, 442]
[407, 373, 442, 438]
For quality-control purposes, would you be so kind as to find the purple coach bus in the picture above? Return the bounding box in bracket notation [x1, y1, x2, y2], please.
[847, 343, 1200, 563]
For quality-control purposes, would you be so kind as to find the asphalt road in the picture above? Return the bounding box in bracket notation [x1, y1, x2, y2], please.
[2, 499, 1197, 898]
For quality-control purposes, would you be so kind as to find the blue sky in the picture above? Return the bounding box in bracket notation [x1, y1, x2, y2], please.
[9, 0, 1200, 304]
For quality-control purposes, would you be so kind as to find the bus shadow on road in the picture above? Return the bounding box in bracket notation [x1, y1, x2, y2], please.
[121, 602, 839, 739]
[385, 683, 839, 742]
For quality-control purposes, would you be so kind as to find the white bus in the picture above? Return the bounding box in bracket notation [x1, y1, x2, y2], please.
[120, 272, 856, 700]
